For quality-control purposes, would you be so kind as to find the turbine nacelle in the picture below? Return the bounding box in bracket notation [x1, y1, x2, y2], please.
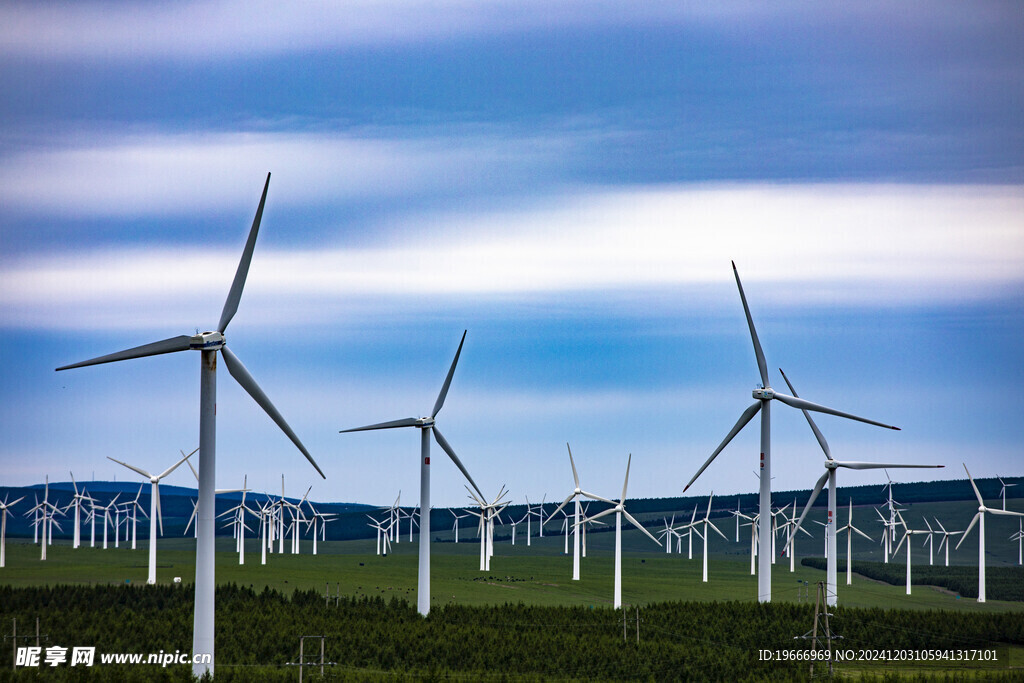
[753, 387, 774, 400]
[416, 417, 435, 428]
[190, 331, 225, 351]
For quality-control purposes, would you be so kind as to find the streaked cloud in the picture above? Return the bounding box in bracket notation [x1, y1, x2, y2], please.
[3, 183, 1022, 331]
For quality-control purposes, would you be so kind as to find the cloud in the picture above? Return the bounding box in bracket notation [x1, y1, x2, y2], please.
[0, 129, 563, 217]
[2, 183, 1022, 331]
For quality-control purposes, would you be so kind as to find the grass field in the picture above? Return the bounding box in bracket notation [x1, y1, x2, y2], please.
[4, 527, 1023, 616]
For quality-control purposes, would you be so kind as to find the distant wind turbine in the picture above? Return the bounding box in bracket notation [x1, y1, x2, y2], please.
[684, 262, 900, 603]
[107, 448, 196, 584]
[545, 443, 613, 581]
[956, 463, 1024, 603]
[779, 368, 940, 606]
[583, 454, 661, 609]
[340, 331, 483, 616]
[57, 174, 324, 677]
[1, 496, 25, 568]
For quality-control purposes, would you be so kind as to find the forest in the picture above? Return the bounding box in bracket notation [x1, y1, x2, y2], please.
[2, 583, 1022, 681]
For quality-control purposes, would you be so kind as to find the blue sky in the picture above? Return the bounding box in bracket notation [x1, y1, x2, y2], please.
[1, 1, 1022, 508]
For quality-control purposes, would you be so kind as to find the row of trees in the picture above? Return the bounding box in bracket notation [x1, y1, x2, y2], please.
[800, 557, 1024, 602]
[2, 583, 1022, 681]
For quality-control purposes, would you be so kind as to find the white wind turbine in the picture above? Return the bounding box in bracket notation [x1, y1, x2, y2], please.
[933, 518, 962, 567]
[997, 475, 1017, 511]
[956, 463, 1024, 603]
[779, 368, 938, 606]
[696, 493, 727, 583]
[837, 500, 872, 585]
[306, 504, 336, 555]
[466, 486, 509, 571]
[107, 449, 196, 584]
[124, 484, 148, 551]
[684, 262, 900, 603]
[545, 443, 614, 580]
[582, 454, 661, 609]
[450, 509, 469, 543]
[893, 512, 931, 595]
[94, 494, 120, 551]
[1, 496, 25, 568]
[67, 472, 94, 549]
[57, 174, 324, 677]
[340, 331, 484, 616]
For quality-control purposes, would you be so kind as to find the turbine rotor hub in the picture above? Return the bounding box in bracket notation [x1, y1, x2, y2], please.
[752, 386, 774, 400]
[190, 331, 225, 350]
[417, 417, 434, 427]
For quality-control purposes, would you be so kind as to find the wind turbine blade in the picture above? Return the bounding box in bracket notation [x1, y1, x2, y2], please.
[57, 335, 192, 371]
[431, 426, 484, 500]
[340, 417, 420, 433]
[157, 447, 199, 481]
[566, 443, 580, 488]
[778, 367, 832, 459]
[772, 392, 900, 431]
[894, 532, 907, 554]
[988, 508, 1024, 518]
[221, 345, 325, 479]
[731, 261, 769, 388]
[837, 461, 943, 470]
[707, 519, 728, 541]
[547, 495, 575, 525]
[579, 490, 616, 505]
[621, 454, 632, 502]
[185, 455, 200, 482]
[684, 402, 761, 492]
[431, 330, 466, 418]
[955, 513, 980, 550]
[623, 509, 661, 546]
[218, 172, 270, 334]
[786, 470, 829, 554]
[586, 507, 617, 524]
[852, 525, 872, 542]
[963, 463, 984, 506]
[106, 457, 152, 480]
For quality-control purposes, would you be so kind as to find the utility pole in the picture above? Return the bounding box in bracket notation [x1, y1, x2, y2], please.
[795, 581, 841, 678]
[297, 635, 325, 683]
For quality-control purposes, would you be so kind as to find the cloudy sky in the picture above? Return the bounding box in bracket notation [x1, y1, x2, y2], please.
[1, 1, 1022, 508]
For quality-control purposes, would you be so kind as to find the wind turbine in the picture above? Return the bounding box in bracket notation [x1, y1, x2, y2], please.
[697, 493, 727, 582]
[684, 262, 900, 603]
[581, 454, 661, 609]
[997, 475, 1017, 511]
[67, 472, 94, 549]
[933, 518, 962, 567]
[545, 443, 614, 580]
[956, 463, 1024, 603]
[466, 486, 509, 571]
[779, 368, 938, 606]
[450, 509, 469, 543]
[107, 448, 196, 584]
[838, 500, 872, 585]
[124, 484, 148, 551]
[340, 331, 483, 616]
[56, 174, 324, 677]
[893, 513, 931, 595]
[0, 496, 25, 568]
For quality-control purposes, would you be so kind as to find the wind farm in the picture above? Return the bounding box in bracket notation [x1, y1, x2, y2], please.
[3, 1, 1024, 679]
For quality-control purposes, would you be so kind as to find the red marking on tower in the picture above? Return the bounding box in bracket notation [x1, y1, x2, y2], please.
[425, 457, 430, 465]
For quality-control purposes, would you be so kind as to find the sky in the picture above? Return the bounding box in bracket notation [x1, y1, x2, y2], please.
[1, 1, 1022, 508]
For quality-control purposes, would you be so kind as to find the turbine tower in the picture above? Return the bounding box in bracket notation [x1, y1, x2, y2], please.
[684, 262, 900, 602]
[339, 331, 483, 616]
[956, 464, 1024, 603]
[56, 174, 324, 677]
[0, 496, 25, 568]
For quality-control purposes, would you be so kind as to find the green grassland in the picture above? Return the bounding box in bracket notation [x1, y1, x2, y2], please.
[3, 496, 1024, 681]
